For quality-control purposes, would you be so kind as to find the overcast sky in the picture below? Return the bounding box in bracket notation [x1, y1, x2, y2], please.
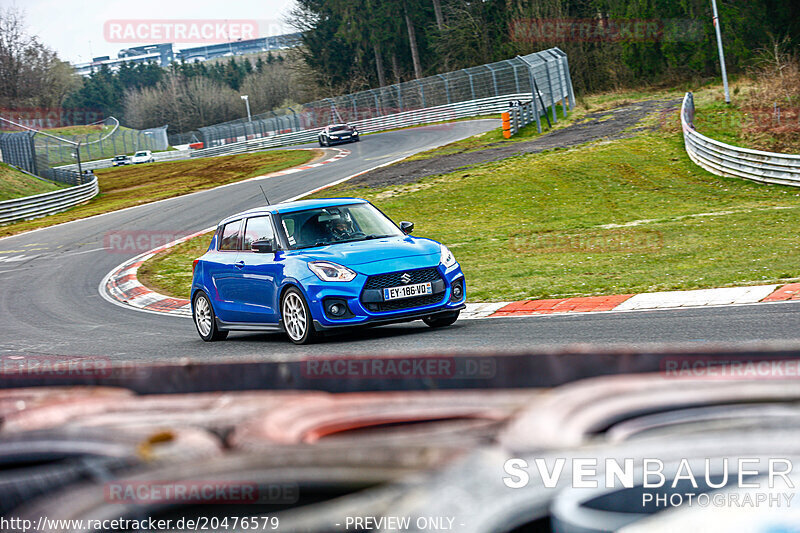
[9, 0, 297, 64]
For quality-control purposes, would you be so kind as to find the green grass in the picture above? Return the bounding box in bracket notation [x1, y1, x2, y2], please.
[138, 232, 215, 298]
[0, 163, 63, 201]
[404, 104, 572, 162]
[137, 84, 800, 302]
[0, 149, 318, 238]
[307, 120, 800, 302]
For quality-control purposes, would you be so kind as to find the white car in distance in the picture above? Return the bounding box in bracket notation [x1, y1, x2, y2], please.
[131, 150, 154, 164]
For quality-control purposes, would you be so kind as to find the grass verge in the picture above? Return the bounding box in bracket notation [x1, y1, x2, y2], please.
[0, 149, 318, 238]
[138, 85, 800, 303]
[138, 231, 215, 299]
[0, 163, 63, 201]
[305, 97, 800, 301]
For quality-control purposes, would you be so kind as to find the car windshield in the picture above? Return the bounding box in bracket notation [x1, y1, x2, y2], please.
[330, 125, 351, 132]
[134, 151, 147, 157]
[279, 203, 403, 249]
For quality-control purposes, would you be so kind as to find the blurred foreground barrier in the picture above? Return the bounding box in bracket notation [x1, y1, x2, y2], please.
[1, 390, 327, 435]
[230, 390, 541, 449]
[498, 372, 800, 451]
[10, 444, 468, 532]
[0, 425, 221, 516]
[379, 432, 800, 533]
[4, 344, 800, 393]
[682, 92, 800, 187]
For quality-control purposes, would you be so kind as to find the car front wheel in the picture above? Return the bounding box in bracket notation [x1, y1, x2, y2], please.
[423, 311, 460, 328]
[281, 287, 317, 344]
[193, 291, 228, 341]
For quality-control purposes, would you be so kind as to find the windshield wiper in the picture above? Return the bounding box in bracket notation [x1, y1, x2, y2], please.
[294, 241, 330, 250]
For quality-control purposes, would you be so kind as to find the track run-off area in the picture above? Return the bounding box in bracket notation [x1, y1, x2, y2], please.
[2, 119, 800, 362]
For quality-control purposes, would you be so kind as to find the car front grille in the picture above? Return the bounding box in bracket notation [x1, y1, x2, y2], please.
[364, 292, 446, 313]
[364, 268, 441, 290]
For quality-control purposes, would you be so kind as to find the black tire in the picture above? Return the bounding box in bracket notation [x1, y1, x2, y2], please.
[423, 311, 460, 328]
[318, 137, 325, 147]
[192, 291, 228, 342]
[281, 287, 318, 344]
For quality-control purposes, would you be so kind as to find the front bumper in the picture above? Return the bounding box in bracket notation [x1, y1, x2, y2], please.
[327, 134, 358, 144]
[303, 263, 466, 331]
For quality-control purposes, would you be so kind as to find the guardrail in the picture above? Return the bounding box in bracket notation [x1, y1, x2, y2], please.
[501, 100, 542, 138]
[681, 92, 800, 187]
[0, 176, 99, 225]
[191, 93, 546, 158]
[55, 149, 192, 172]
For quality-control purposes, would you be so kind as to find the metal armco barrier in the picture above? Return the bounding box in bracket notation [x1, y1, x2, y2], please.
[198, 47, 573, 151]
[191, 93, 540, 158]
[55, 148, 191, 172]
[682, 92, 800, 187]
[0, 176, 99, 225]
[502, 101, 539, 137]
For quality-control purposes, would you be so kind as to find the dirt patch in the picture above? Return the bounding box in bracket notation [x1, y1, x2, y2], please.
[349, 98, 681, 189]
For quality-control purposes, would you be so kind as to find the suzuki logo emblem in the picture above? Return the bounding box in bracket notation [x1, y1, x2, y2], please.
[400, 273, 412, 284]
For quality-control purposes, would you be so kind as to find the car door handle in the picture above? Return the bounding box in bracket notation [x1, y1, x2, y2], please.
[234, 260, 245, 269]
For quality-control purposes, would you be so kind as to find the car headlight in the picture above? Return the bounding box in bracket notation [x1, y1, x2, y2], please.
[440, 245, 457, 268]
[308, 261, 357, 282]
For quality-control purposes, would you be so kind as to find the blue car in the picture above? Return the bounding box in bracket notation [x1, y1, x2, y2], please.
[191, 198, 466, 344]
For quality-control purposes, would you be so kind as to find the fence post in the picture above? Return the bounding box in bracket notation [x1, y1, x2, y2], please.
[543, 55, 557, 123]
[371, 90, 381, 117]
[436, 74, 451, 104]
[511, 61, 522, 94]
[416, 80, 426, 108]
[466, 71, 476, 100]
[485, 64, 499, 96]
[557, 50, 575, 111]
[515, 56, 542, 134]
[548, 49, 568, 117]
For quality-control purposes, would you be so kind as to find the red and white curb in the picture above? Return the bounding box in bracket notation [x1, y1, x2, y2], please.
[263, 148, 350, 177]
[100, 229, 209, 318]
[462, 283, 800, 319]
[102, 240, 800, 322]
[98, 148, 352, 318]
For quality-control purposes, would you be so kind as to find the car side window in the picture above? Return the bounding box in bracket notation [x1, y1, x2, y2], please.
[243, 216, 274, 250]
[218, 220, 242, 251]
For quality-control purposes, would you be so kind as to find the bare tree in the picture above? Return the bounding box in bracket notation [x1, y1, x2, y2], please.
[0, 8, 78, 109]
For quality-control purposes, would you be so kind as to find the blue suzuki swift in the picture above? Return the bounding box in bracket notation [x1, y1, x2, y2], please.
[191, 198, 466, 344]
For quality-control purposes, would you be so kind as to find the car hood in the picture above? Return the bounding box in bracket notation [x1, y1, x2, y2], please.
[286, 236, 441, 274]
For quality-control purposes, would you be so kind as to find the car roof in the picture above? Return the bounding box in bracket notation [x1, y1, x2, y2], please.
[217, 198, 368, 225]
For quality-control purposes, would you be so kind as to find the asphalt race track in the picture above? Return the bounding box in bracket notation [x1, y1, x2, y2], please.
[1, 119, 800, 361]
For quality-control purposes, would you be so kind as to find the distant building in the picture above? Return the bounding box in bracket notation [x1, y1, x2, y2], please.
[71, 33, 301, 76]
[178, 34, 301, 63]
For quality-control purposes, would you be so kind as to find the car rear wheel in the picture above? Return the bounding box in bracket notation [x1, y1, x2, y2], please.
[281, 287, 317, 344]
[193, 291, 228, 342]
[423, 311, 460, 328]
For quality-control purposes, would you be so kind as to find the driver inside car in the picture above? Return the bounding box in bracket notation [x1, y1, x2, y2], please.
[328, 215, 355, 240]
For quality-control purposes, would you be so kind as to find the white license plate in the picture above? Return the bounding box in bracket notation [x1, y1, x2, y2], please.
[383, 282, 432, 301]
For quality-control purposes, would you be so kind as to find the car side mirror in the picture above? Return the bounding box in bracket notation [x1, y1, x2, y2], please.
[251, 239, 275, 253]
[400, 221, 414, 234]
